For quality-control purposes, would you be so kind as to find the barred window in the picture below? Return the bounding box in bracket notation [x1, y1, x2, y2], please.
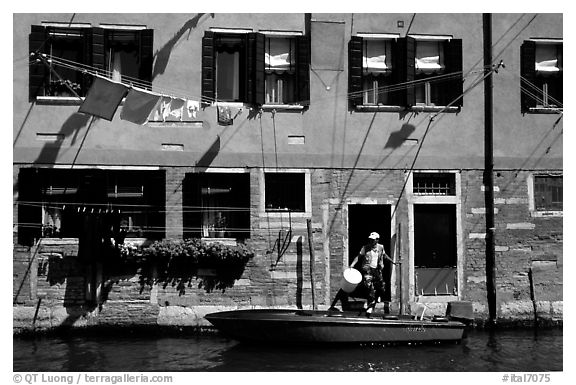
[413, 173, 455, 196]
[534, 175, 562, 211]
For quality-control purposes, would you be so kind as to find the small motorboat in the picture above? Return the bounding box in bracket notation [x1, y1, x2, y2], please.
[205, 308, 467, 344]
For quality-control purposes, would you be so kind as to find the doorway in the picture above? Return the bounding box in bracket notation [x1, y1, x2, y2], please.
[348, 204, 392, 300]
[414, 204, 457, 295]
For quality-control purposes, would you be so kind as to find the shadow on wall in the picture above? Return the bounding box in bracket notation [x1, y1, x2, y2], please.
[33, 113, 93, 165]
[384, 123, 416, 149]
[152, 13, 214, 80]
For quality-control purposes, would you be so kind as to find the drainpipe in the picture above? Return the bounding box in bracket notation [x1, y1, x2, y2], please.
[483, 13, 497, 325]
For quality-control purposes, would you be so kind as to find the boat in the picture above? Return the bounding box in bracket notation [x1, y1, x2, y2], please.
[204, 308, 466, 344]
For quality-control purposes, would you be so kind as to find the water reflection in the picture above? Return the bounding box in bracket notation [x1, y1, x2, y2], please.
[13, 328, 562, 372]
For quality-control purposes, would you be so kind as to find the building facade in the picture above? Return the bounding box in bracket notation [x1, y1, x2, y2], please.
[13, 13, 562, 332]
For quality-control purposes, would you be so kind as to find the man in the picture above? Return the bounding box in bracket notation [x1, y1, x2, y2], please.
[349, 232, 396, 316]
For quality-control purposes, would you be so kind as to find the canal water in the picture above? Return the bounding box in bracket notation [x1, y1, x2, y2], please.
[13, 328, 562, 372]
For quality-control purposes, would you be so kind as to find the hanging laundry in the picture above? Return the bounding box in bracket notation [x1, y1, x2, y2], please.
[148, 96, 172, 122]
[164, 97, 186, 122]
[182, 100, 200, 121]
[78, 76, 128, 121]
[217, 105, 233, 126]
[120, 87, 162, 125]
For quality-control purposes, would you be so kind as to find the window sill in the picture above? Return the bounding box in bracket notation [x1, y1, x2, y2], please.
[355, 105, 404, 112]
[410, 105, 460, 113]
[36, 96, 84, 105]
[261, 104, 306, 111]
[526, 107, 563, 114]
[530, 210, 562, 218]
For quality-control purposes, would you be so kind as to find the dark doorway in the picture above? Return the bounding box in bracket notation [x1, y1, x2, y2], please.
[348, 204, 392, 300]
[414, 204, 457, 295]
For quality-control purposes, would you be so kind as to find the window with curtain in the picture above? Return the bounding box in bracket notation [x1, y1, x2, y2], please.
[415, 40, 445, 106]
[265, 37, 297, 104]
[362, 39, 393, 105]
[521, 40, 563, 111]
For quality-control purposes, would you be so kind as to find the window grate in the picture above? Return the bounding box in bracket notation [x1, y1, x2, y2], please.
[413, 173, 455, 196]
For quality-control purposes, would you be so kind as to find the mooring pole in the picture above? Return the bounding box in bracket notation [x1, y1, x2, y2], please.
[306, 219, 316, 310]
[483, 13, 497, 325]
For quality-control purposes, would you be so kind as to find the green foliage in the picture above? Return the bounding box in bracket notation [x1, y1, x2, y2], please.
[119, 238, 254, 294]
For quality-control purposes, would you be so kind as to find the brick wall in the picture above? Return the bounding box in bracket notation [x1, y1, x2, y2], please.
[13, 166, 562, 332]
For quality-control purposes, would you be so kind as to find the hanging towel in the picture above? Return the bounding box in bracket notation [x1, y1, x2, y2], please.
[164, 98, 186, 122]
[217, 106, 233, 126]
[120, 88, 162, 125]
[79, 76, 128, 121]
[183, 100, 200, 121]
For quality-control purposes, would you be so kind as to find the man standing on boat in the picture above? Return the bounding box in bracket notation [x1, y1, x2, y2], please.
[349, 232, 396, 316]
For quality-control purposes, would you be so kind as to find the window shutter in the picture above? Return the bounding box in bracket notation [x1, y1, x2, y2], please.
[405, 37, 416, 107]
[348, 36, 363, 108]
[201, 31, 215, 107]
[549, 44, 563, 107]
[443, 39, 463, 107]
[520, 40, 537, 111]
[92, 27, 106, 75]
[247, 32, 265, 105]
[17, 168, 42, 246]
[296, 35, 310, 106]
[139, 29, 154, 87]
[29, 25, 47, 101]
[393, 37, 415, 107]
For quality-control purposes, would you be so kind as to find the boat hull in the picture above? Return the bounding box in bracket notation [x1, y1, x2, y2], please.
[205, 309, 465, 344]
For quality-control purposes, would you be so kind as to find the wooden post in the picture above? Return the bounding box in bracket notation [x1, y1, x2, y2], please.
[306, 219, 316, 310]
[483, 13, 497, 325]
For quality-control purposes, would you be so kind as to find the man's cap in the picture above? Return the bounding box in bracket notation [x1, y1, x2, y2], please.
[368, 232, 380, 240]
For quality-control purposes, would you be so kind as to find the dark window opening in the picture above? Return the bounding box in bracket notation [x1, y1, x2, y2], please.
[534, 175, 562, 211]
[414, 204, 457, 296]
[105, 30, 141, 82]
[215, 34, 247, 102]
[265, 173, 305, 212]
[16, 168, 165, 244]
[183, 173, 251, 240]
[413, 173, 456, 196]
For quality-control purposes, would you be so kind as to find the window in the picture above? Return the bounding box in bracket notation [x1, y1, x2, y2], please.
[348, 35, 462, 109]
[533, 175, 562, 211]
[17, 168, 165, 244]
[183, 173, 251, 240]
[265, 173, 305, 212]
[521, 40, 563, 111]
[413, 173, 456, 196]
[29, 26, 92, 98]
[265, 37, 297, 104]
[29, 25, 154, 100]
[202, 31, 309, 106]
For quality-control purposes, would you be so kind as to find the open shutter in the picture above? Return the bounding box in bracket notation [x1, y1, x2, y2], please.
[246, 32, 265, 105]
[520, 40, 537, 111]
[92, 27, 106, 74]
[139, 29, 154, 87]
[201, 31, 215, 107]
[348, 36, 363, 108]
[29, 25, 47, 101]
[394, 37, 415, 107]
[296, 35, 310, 106]
[443, 39, 463, 107]
[17, 168, 42, 246]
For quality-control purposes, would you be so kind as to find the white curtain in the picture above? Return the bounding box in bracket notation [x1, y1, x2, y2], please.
[265, 38, 294, 72]
[363, 40, 391, 73]
[416, 41, 444, 74]
[535, 44, 561, 72]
